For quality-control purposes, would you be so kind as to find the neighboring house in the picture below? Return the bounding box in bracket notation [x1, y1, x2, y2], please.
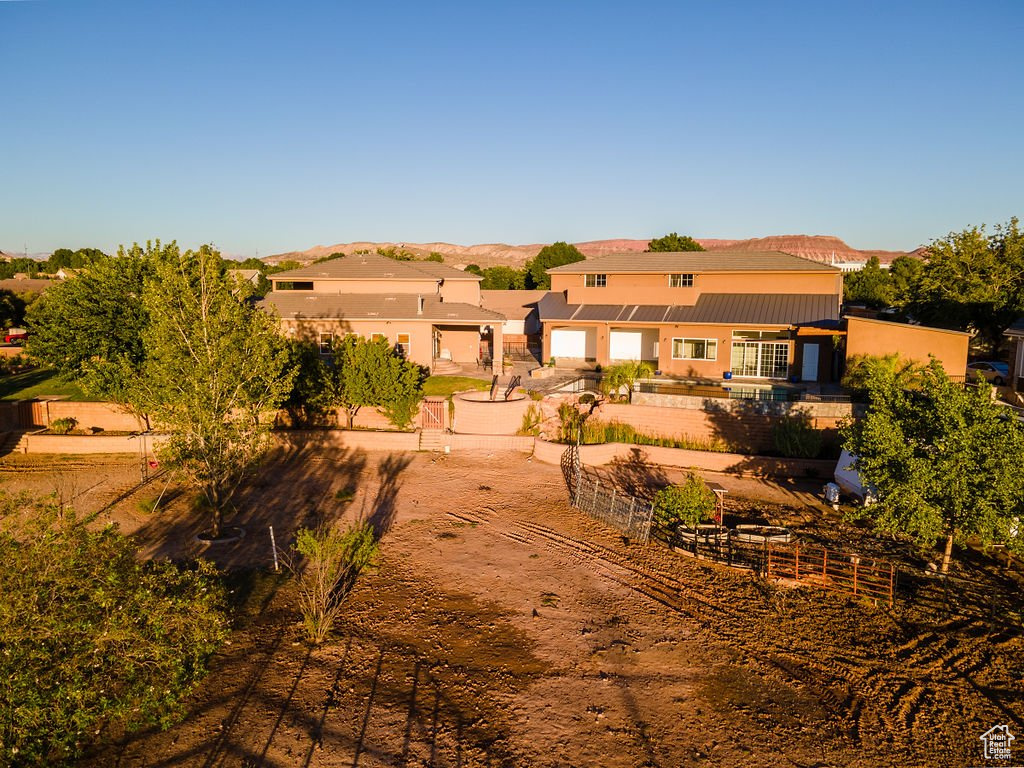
[480, 288, 545, 345]
[227, 268, 261, 287]
[54, 267, 80, 280]
[537, 250, 968, 384]
[260, 253, 505, 373]
[539, 251, 844, 382]
[844, 316, 970, 379]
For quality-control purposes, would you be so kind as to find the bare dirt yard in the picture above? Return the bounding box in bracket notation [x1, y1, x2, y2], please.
[3, 447, 1021, 768]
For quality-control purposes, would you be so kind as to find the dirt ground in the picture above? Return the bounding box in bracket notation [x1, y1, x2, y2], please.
[2, 448, 1022, 768]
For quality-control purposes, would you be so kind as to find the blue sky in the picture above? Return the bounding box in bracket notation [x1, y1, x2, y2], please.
[2, 0, 1022, 257]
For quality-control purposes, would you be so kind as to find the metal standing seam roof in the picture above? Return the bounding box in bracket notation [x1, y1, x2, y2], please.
[535, 291, 840, 326]
[259, 292, 505, 323]
[269, 252, 481, 282]
[546, 250, 841, 274]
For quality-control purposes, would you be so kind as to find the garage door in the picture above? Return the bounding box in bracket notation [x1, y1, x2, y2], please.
[551, 329, 588, 358]
[609, 330, 643, 360]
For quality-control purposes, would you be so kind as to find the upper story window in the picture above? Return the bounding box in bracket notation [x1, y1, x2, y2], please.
[584, 274, 607, 288]
[276, 281, 314, 291]
[669, 273, 694, 288]
[318, 332, 334, 355]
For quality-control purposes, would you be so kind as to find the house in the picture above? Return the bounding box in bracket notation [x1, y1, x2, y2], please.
[260, 253, 505, 373]
[539, 251, 845, 382]
[537, 250, 970, 384]
[227, 268, 262, 288]
[1005, 318, 1024, 396]
[480, 289, 546, 360]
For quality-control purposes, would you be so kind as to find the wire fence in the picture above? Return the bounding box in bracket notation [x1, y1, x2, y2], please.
[561, 443, 654, 542]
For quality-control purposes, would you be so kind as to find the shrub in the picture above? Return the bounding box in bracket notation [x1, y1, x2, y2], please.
[517, 403, 543, 436]
[652, 474, 717, 531]
[289, 523, 378, 645]
[381, 394, 421, 431]
[528, 389, 544, 401]
[0, 498, 228, 766]
[566, 419, 731, 452]
[599, 361, 654, 402]
[557, 402, 586, 443]
[772, 413, 824, 458]
[48, 417, 77, 435]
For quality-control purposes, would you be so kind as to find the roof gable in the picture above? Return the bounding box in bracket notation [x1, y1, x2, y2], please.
[546, 250, 840, 275]
[271, 253, 481, 282]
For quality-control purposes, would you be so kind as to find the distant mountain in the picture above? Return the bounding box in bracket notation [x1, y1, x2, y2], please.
[265, 235, 919, 269]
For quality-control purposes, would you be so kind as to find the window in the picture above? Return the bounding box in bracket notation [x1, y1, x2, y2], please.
[669, 273, 694, 288]
[370, 333, 387, 343]
[584, 274, 607, 287]
[396, 332, 410, 357]
[318, 332, 333, 355]
[671, 338, 717, 360]
[276, 281, 314, 291]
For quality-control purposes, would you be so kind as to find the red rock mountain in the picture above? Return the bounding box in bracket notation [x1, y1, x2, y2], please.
[265, 235, 916, 269]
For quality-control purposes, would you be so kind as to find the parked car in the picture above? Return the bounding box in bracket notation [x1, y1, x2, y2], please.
[966, 361, 1010, 386]
[3, 328, 27, 345]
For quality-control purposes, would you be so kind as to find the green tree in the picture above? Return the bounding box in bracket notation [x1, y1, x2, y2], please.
[910, 218, 1024, 352]
[480, 265, 527, 290]
[26, 243, 160, 415]
[141, 246, 295, 537]
[281, 340, 338, 426]
[425, 252, 444, 262]
[0, 497, 227, 766]
[653, 474, 717, 531]
[840, 360, 1024, 571]
[887, 255, 923, 307]
[843, 256, 892, 307]
[0, 289, 27, 329]
[525, 241, 585, 289]
[841, 353, 923, 400]
[331, 335, 427, 429]
[463, 263, 483, 276]
[646, 232, 704, 252]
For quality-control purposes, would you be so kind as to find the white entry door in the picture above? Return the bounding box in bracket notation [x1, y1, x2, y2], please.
[801, 343, 820, 382]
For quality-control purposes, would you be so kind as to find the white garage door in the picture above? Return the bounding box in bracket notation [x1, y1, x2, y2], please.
[609, 330, 643, 361]
[551, 329, 588, 358]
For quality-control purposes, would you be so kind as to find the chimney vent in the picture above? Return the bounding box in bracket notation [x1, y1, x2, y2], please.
[417, 295, 424, 315]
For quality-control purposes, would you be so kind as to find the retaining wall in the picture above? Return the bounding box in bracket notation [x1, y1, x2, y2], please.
[632, 391, 859, 419]
[278, 429, 420, 452]
[532, 438, 834, 479]
[452, 392, 532, 435]
[20, 432, 162, 455]
[595, 402, 843, 453]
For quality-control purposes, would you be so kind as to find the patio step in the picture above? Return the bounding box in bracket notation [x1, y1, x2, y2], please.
[431, 359, 462, 375]
[418, 428, 449, 452]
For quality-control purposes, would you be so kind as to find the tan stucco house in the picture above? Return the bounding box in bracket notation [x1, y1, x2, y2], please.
[260, 254, 505, 373]
[538, 250, 969, 384]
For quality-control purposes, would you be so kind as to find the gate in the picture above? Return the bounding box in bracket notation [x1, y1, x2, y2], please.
[420, 397, 446, 430]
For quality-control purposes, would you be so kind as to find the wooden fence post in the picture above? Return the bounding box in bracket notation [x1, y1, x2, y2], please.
[853, 557, 859, 596]
[822, 549, 828, 585]
[795, 542, 800, 581]
[766, 543, 772, 579]
[888, 564, 894, 607]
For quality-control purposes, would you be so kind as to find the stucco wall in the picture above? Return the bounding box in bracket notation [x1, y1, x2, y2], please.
[845, 316, 970, 375]
[452, 393, 532, 435]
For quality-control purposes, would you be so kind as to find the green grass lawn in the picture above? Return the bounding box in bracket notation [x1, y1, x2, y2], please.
[0, 369, 97, 401]
[423, 375, 491, 397]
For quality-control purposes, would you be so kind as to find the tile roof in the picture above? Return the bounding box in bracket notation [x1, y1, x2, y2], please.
[260, 292, 504, 323]
[546, 250, 840, 274]
[536, 291, 840, 327]
[270, 253, 481, 282]
[479, 290, 547, 321]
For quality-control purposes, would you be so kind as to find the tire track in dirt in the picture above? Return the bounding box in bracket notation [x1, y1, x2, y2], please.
[446, 501, 1024, 758]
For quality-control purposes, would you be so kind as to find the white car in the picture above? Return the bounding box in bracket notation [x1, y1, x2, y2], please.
[966, 361, 1010, 386]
